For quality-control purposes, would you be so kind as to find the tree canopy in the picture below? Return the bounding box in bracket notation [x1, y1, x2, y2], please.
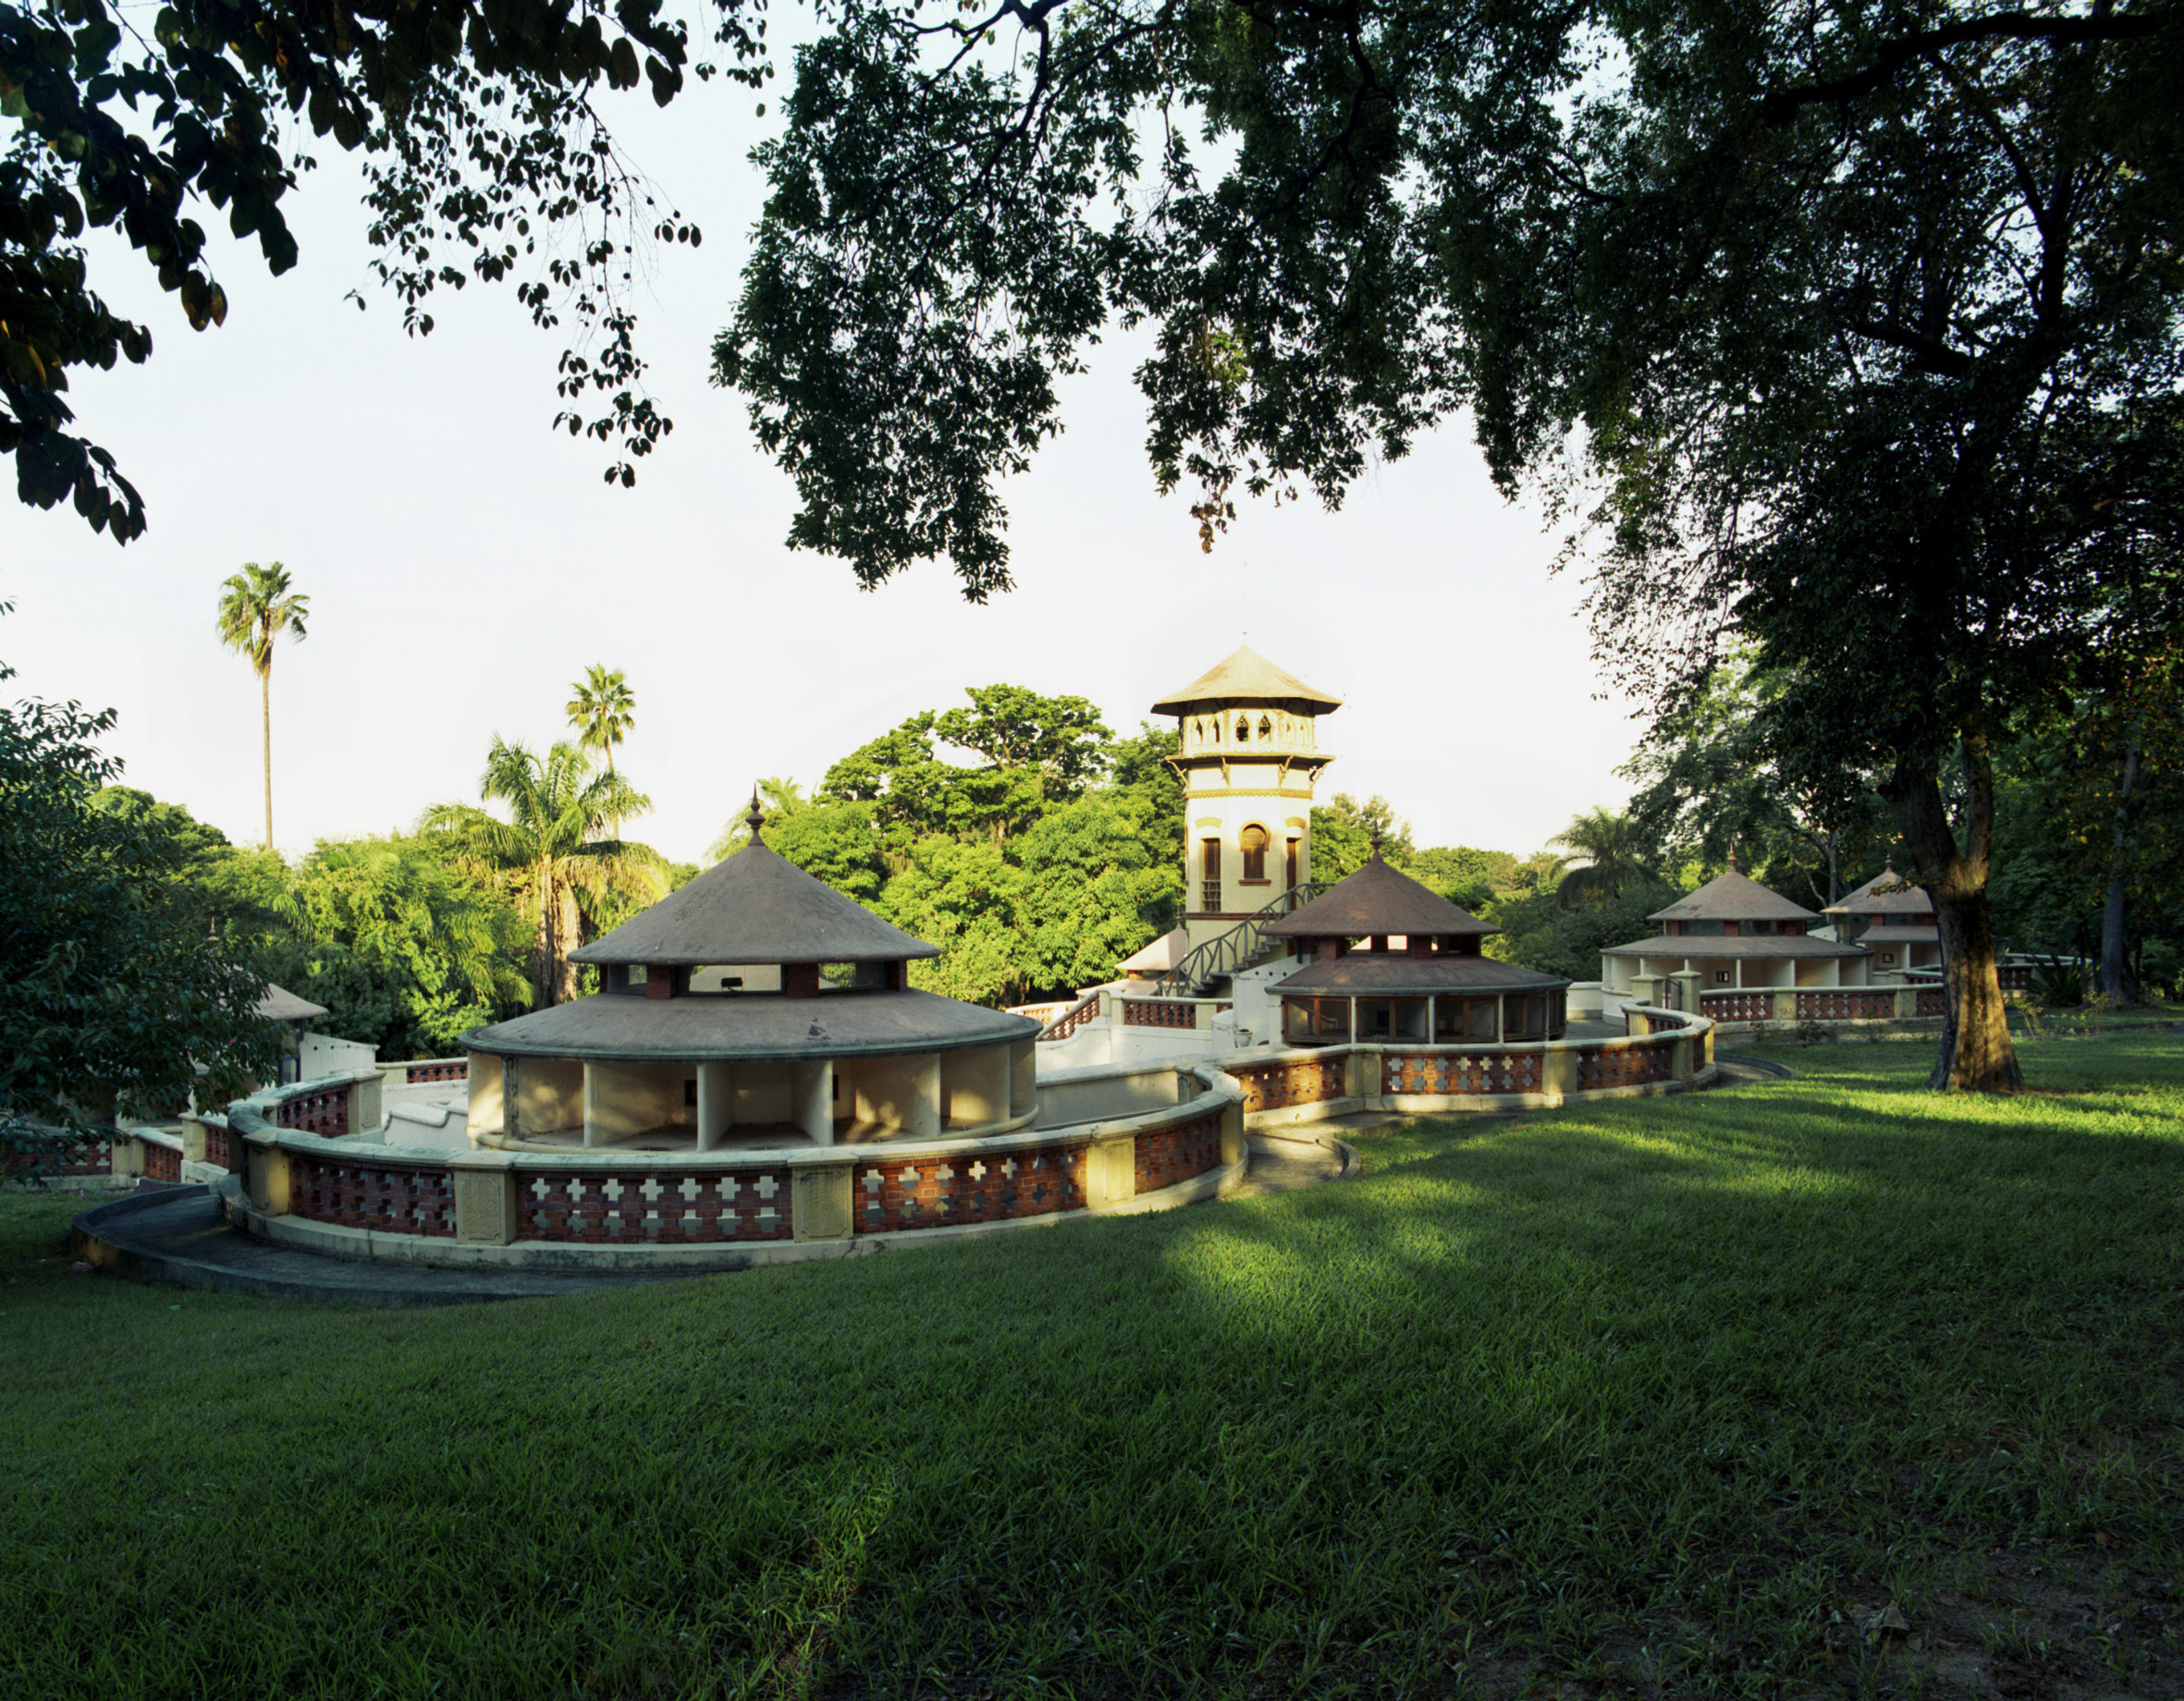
[2, 0, 759, 537]
[721, 0, 2183, 1087]
[2, 658, 276, 1169]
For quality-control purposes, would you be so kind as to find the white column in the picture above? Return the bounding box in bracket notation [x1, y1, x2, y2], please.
[1494, 997, 1504, 1043]
[696, 1060, 732, 1152]
[907, 1054, 941, 1140]
[583, 1062, 605, 1148]
[794, 1059, 834, 1146]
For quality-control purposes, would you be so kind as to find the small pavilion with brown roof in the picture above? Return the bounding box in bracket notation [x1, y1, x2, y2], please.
[1600, 868, 1870, 1006]
[461, 806, 1040, 1151]
[254, 983, 329, 1084]
[1262, 850, 1572, 1046]
[1822, 863, 1939, 979]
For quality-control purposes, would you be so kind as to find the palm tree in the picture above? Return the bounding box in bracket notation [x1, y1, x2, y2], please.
[567, 665, 637, 838]
[215, 562, 310, 850]
[423, 738, 664, 1007]
[1548, 808, 1652, 907]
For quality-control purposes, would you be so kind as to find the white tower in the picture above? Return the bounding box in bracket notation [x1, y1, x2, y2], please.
[1151, 645, 1342, 954]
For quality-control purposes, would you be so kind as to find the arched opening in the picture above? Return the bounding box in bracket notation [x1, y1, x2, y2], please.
[1235, 717, 1250, 741]
[1240, 824, 1270, 883]
[1258, 715, 1272, 740]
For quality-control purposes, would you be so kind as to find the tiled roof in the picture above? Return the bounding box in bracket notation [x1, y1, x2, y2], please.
[1265, 854, 1496, 939]
[1823, 866, 1933, 917]
[571, 839, 938, 966]
[1150, 644, 1343, 716]
[464, 988, 1037, 1061]
[1648, 869, 1821, 924]
[254, 983, 328, 1022]
[1602, 934, 1867, 960]
[1273, 954, 1569, 995]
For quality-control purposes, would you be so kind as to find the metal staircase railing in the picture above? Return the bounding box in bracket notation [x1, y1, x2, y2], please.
[1152, 882, 1330, 998]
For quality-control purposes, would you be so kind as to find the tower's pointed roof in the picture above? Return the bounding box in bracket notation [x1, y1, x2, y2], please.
[570, 839, 939, 966]
[1648, 868, 1819, 924]
[1151, 644, 1343, 716]
[1264, 851, 1496, 937]
[1822, 863, 1932, 916]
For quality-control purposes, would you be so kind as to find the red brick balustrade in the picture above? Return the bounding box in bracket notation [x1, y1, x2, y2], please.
[1797, 988, 1896, 1021]
[1123, 998, 1198, 1029]
[406, 1059, 468, 1083]
[145, 1143, 181, 1183]
[1916, 987, 1947, 1017]
[1999, 964, 2031, 991]
[203, 1126, 228, 1167]
[1038, 994, 1101, 1043]
[1384, 1051, 1546, 1095]
[519, 1169, 792, 1242]
[290, 1154, 456, 1236]
[2, 1134, 113, 1179]
[276, 1086, 350, 1137]
[1576, 1045, 1675, 1091]
[1134, 1112, 1224, 1194]
[854, 1141, 1088, 1231]
[1699, 990, 1775, 1023]
[1230, 1056, 1348, 1112]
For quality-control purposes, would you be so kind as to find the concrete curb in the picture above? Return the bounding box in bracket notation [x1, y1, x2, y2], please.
[1712, 1051, 1801, 1082]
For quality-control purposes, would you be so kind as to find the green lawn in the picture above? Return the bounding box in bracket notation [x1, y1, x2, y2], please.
[4, 1037, 2179, 1699]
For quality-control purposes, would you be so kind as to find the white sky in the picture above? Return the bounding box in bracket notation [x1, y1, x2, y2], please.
[2, 80, 1642, 866]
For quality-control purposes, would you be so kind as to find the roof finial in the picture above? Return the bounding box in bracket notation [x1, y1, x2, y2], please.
[1727, 840, 1738, 873]
[1369, 832, 1383, 859]
[744, 789, 766, 845]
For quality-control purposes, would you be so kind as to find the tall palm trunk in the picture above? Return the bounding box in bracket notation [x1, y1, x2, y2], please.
[534, 858, 558, 1009]
[259, 667, 274, 850]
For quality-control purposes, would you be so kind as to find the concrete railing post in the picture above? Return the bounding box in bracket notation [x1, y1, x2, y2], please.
[792, 1163, 854, 1242]
[1543, 1046, 1577, 1102]
[1896, 985, 1916, 1020]
[449, 1151, 520, 1246]
[1773, 989, 1798, 1023]
[1086, 1132, 1137, 1208]
[245, 1133, 291, 1216]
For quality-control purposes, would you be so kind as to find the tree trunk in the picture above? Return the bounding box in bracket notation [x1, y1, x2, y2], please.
[534, 861, 557, 1010]
[1883, 733, 2024, 1093]
[556, 885, 585, 1004]
[260, 667, 274, 851]
[2100, 740, 2141, 1006]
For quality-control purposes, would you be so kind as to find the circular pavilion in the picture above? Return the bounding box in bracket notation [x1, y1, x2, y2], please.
[461, 809, 1041, 1152]
[1261, 850, 1572, 1046]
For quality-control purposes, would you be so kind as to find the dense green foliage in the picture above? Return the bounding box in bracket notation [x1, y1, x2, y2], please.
[731, 686, 1184, 1005]
[0, 670, 275, 1168]
[7, 1036, 2180, 1692]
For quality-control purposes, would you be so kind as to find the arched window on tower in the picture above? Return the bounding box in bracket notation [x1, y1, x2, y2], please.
[1241, 824, 1270, 882]
[1235, 717, 1250, 741]
[1258, 715, 1272, 740]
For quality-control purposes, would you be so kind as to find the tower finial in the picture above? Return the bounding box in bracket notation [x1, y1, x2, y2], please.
[1369, 832, 1383, 859]
[1727, 840, 1738, 873]
[744, 789, 766, 845]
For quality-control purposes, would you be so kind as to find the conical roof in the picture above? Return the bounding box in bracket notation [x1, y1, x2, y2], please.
[1823, 863, 1932, 916]
[1150, 644, 1343, 716]
[254, 983, 328, 1022]
[569, 839, 939, 966]
[1649, 868, 1819, 924]
[1263, 852, 1496, 937]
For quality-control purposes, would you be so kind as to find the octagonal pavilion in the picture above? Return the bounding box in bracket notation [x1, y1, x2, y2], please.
[1262, 849, 1572, 1045]
[461, 813, 1040, 1151]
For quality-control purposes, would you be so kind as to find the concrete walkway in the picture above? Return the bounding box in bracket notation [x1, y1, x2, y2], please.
[72, 1186, 692, 1307]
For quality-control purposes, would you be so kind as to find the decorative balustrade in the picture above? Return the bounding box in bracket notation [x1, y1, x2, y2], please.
[521, 1168, 792, 1243]
[1916, 987, 1947, 1017]
[405, 1059, 468, 1083]
[1575, 1045, 1675, 1091]
[1123, 998, 1199, 1029]
[1383, 1050, 1545, 1095]
[276, 1085, 350, 1137]
[1229, 1055, 1348, 1112]
[145, 1143, 181, 1183]
[1797, 988, 1896, 1021]
[1038, 994, 1101, 1043]
[1699, 990, 1776, 1023]
[854, 1141, 1088, 1233]
[1133, 1111, 1224, 1193]
[1, 1132, 112, 1180]
[290, 1153, 456, 1237]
